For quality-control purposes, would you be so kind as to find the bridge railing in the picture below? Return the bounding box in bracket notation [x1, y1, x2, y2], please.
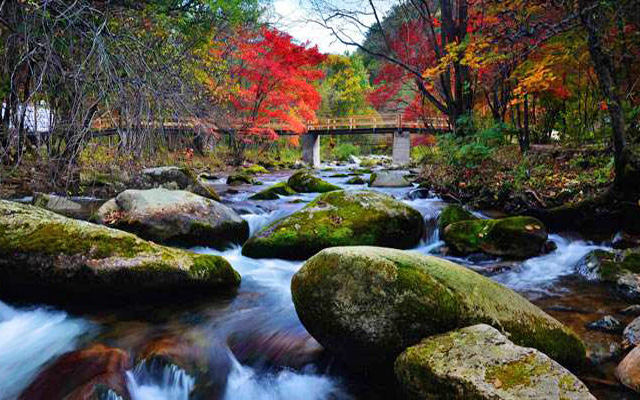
[91, 113, 450, 134]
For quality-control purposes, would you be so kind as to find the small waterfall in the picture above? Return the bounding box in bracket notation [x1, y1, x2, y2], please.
[493, 234, 611, 295]
[126, 360, 195, 400]
[223, 350, 349, 400]
[244, 209, 295, 236]
[0, 301, 90, 400]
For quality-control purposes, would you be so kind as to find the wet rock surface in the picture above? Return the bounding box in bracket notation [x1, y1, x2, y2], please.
[395, 324, 595, 400]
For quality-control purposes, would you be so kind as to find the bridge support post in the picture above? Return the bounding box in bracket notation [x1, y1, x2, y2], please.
[302, 133, 320, 168]
[392, 130, 411, 165]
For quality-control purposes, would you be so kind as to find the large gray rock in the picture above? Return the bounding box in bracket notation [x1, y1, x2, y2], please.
[368, 170, 412, 187]
[242, 190, 424, 260]
[0, 200, 240, 301]
[577, 249, 640, 300]
[395, 324, 595, 400]
[97, 189, 248, 248]
[136, 166, 220, 201]
[291, 246, 586, 370]
[32, 193, 105, 221]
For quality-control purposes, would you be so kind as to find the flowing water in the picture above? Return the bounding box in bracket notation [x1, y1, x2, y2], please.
[0, 164, 635, 399]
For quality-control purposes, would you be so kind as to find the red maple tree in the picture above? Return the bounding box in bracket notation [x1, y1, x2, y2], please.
[223, 27, 326, 162]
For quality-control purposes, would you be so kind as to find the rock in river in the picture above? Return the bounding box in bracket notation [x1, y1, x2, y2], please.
[395, 324, 595, 400]
[577, 249, 640, 301]
[368, 170, 412, 187]
[443, 216, 548, 259]
[19, 344, 131, 400]
[249, 182, 298, 200]
[0, 200, 240, 301]
[617, 345, 640, 393]
[438, 204, 477, 235]
[242, 190, 424, 260]
[32, 192, 105, 221]
[97, 188, 249, 248]
[286, 170, 341, 193]
[135, 166, 220, 201]
[291, 246, 586, 370]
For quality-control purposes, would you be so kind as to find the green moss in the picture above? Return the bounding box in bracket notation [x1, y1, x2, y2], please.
[249, 182, 298, 200]
[485, 354, 548, 390]
[241, 165, 269, 175]
[345, 176, 366, 185]
[438, 205, 476, 233]
[329, 173, 349, 178]
[287, 171, 341, 193]
[191, 255, 241, 285]
[443, 216, 548, 259]
[242, 190, 424, 260]
[226, 174, 254, 185]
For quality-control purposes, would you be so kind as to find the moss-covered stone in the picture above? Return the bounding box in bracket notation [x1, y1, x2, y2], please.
[443, 216, 548, 259]
[248, 182, 298, 200]
[438, 204, 477, 235]
[395, 324, 594, 400]
[242, 190, 424, 260]
[0, 200, 240, 300]
[287, 171, 341, 193]
[241, 165, 269, 175]
[577, 249, 640, 300]
[345, 176, 366, 185]
[137, 166, 221, 202]
[291, 247, 586, 370]
[368, 171, 412, 187]
[226, 174, 254, 185]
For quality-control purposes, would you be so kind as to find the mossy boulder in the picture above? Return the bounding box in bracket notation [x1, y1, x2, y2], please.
[242, 190, 424, 260]
[291, 246, 586, 370]
[248, 182, 298, 200]
[226, 174, 254, 185]
[0, 200, 240, 300]
[577, 249, 640, 300]
[287, 171, 341, 193]
[443, 216, 548, 259]
[138, 166, 220, 201]
[438, 204, 477, 235]
[241, 165, 269, 175]
[345, 176, 366, 185]
[395, 324, 595, 400]
[96, 189, 249, 247]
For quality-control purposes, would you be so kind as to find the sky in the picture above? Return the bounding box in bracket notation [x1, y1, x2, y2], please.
[271, 0, 361, 54]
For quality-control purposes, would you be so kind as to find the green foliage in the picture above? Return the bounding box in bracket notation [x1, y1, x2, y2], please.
[319, 54, 374, 117]
[436, 122, 508, 168]
[332, 143, 361, 161]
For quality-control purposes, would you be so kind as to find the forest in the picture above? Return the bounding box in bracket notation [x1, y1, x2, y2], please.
[1, 1, 640, 400]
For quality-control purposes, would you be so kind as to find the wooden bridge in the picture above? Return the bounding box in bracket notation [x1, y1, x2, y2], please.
[91, 113, 450, 166]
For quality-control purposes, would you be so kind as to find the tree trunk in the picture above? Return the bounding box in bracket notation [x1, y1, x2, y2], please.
[580, 1, 640, 197]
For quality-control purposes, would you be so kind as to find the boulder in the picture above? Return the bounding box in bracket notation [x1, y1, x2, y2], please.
[241, 165, 269, 175]
[585, 315, 623, 333]
[395, 324, 595, 400]
[97, 189, 248, 247]
[248, 182, 298, 200]
[0, 200, 240, 301]
[443, 216, 548, 259]
[616, 346, 640, 393]
[577, 249, 640, 300]
[287, 171, 341, 193]
[242, 190, 424, 260]
[137, 166, 220, 201]
[226, 174, 254, 185]
[291, 246, 586, 370]
[345, 176, 366, 185]
[33, 193, 105, 221]
[19, 344, 131, 400]
[438, 204, 477, 235]
[623, 316, 640, 348]
[368, 171, 412, 187]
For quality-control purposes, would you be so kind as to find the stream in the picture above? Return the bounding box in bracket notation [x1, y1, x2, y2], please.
[0, 163, 635, 399]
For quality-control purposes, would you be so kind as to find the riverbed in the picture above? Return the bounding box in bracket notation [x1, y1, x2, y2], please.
[0, 163, 636, 399]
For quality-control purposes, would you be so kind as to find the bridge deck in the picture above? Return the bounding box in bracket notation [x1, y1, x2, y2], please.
[87, 113, 450, 137]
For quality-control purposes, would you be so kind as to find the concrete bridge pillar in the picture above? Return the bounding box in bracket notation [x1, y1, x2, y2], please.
[392, 130, 411, 165]
[302, 133, 320, 168]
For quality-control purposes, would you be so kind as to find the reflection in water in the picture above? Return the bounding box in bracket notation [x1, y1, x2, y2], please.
[0, 301, 90, 399]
